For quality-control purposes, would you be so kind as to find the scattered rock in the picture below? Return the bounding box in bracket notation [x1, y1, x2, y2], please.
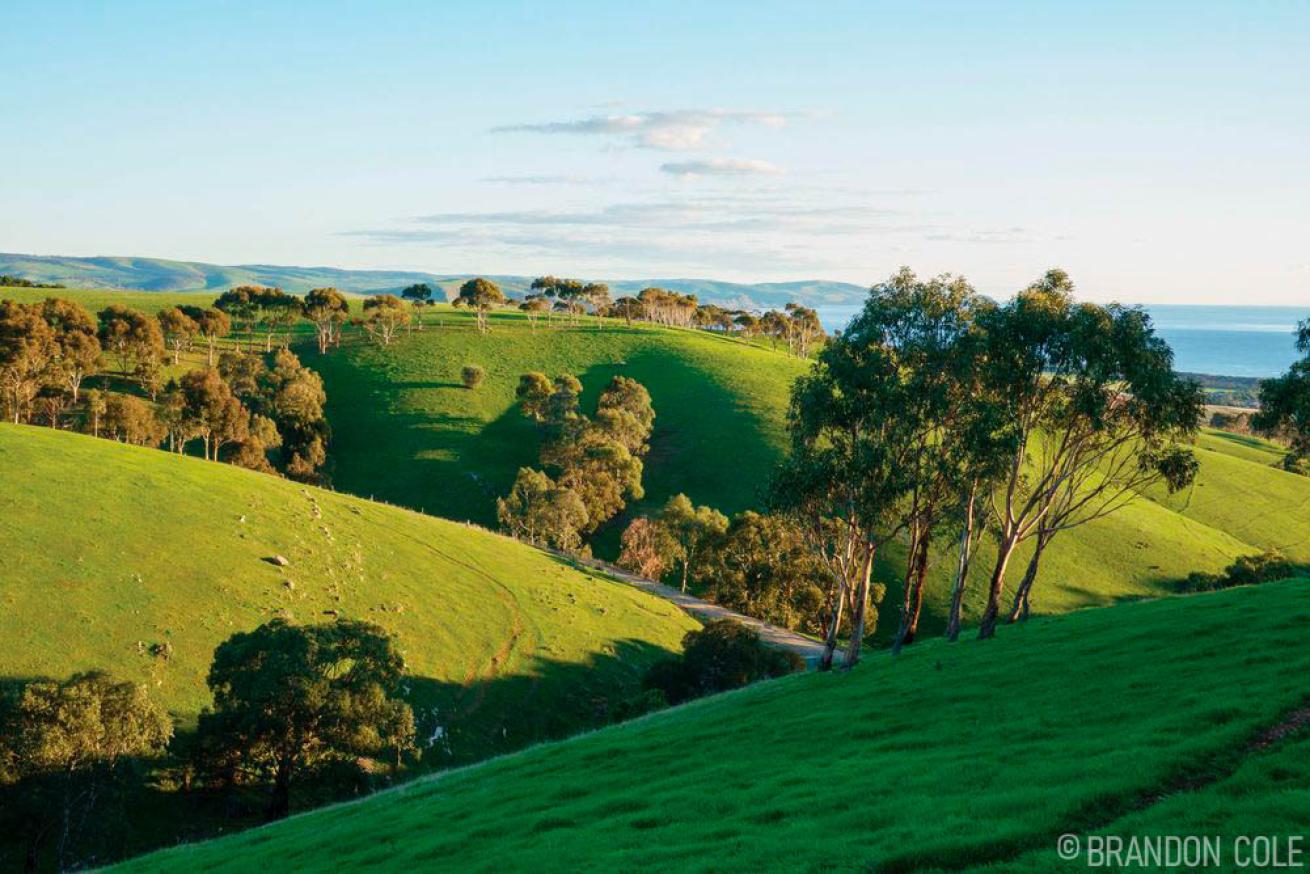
[238, 515, 247, 523]
[283, 579, 295, 590]
[266, 555, 290, 567]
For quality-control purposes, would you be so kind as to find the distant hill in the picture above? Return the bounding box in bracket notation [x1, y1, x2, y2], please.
[0, 252, 867, 308]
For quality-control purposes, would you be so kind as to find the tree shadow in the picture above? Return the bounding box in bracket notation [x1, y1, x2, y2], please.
[0, 638, 681, 870]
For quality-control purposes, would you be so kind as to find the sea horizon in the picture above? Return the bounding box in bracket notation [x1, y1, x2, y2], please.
[816, 302, 1306, 379]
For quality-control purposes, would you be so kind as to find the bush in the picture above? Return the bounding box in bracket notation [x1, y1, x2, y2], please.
[1180, 551, 1307, 592]
[643, 619, 804, 705]
[461, 364, 486, 389]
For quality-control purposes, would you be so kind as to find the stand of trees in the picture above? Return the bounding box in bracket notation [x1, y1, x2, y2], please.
[0, 295, 330, 482]
[772, 268, 1202, 667]
[498, 372, 655, 550]
[0, 621, 416, 869]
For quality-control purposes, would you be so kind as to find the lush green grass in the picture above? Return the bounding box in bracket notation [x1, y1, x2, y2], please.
[999, 730, 1310, 872]
[307, 308, 808, 529]
[0, 284, 220, 314]
[1145, 438, 1310, 562]
[8, 288, 1304, 636]
[1196, 428, 1288, 467]
[119, 579, 1310, 872]
[0, 424, 697, 761]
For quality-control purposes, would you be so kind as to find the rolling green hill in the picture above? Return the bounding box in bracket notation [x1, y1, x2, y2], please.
[6, 288, 1307, 640]
[305, 306, 1282, 637]
[118, 578, 1310, 872]
[309, 308, 806, 526]
[0, 424, 698, 764]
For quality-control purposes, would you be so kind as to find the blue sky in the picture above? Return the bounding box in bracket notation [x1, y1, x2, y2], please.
[2, 0, 1307, 302]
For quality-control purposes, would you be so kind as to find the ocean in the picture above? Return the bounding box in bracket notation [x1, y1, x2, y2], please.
[815, 304, 1307, 379]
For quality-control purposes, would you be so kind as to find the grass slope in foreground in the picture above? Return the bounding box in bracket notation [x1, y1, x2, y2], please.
[0, 424, 697, 763]
[121, 579, 1310, 872]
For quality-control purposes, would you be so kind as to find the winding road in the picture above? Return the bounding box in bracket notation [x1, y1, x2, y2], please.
[566, 554, 840, 668]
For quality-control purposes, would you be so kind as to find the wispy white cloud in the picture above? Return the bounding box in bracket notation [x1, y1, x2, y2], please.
[660, 158, 783, 178]
[491, 109, 799, 151]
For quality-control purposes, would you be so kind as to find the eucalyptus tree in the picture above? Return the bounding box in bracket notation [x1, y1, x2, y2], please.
[770, 285, 926, 668]
[157, 306, 199, 365]
[182, 305, 232, 365]
[456, 277, 506, 333]
[975, 270, 1203, 638]
[40, 298, 101, 402]
[1252, 319, 1310, 473]
[213, 286, 261, 349]
[659, 494, 729, 593]
[519, 294, 551, 330]
[400, 282, 434, 329]
[303, 287, 350, 353]
[361, 294, 410, 346]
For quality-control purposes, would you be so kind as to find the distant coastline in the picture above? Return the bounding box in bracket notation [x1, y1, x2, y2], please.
[818, 303, 1306, 380]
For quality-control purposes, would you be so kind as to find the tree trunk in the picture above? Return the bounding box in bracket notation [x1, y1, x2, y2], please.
[945, 494, 977, 642]
[818, 579, 847, 671]
[905, 534, 932, 642]
[842, 548, 875, 669]
[267, 758, 292, 820]
[1007, 530, 1051, 623]
[977, 535, 1018, 640]
[207, 338, 216, 366]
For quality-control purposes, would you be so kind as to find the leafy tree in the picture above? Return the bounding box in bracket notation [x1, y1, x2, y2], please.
[251, 287, 302, 351]
[1253, 319, 1310, 472]
[595, 375, 655, 455]
[0, 300, 57, 424]
[362, 294, 410, 346]
[462, 364, 486, 389]
[697, 512, 828, 633]
[82, 388, 107, 438]
[611, 296, 643, 327]
[196, 619, 416, 819]
[642, 620, 803, 705]
[102, 394, 165, 446]
[400, 283, 434, 330]
[185, 306, 232, 366]
[0, 672, 171, 871]
[617, 516, 679, 579]
[659, 494, 728, 593]
[584, 282, 611, 327]
[496, 467, 590, 550]
[303, 287, 350, 353]
[515, 372, 553, 421]
[97, 304, 163, 380]
[40, 298, 101, 403]
[179, 368, 249, 460]
[456, 278, 506, 333]
[975, 270, 1202, 637]
[519, 295, 550, 330]
[157, 306, 199, 365]
[213, 286, 262, 350]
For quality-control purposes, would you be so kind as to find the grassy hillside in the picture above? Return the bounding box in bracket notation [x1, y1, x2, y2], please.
[309, 308, 807, 526]
[1145, 439, 1310, 562]
[0, 424, 697, 763]
[306, 307, 1270, 637]
[119, 579, 1310, 872]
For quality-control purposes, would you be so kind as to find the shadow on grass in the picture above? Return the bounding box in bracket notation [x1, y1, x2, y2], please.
[0, 638, 679, 871]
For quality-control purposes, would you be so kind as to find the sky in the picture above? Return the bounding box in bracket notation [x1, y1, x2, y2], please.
[2, 0, 1308, 303]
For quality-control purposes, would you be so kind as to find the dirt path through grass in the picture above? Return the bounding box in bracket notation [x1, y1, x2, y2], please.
[561, 554, 839, 667]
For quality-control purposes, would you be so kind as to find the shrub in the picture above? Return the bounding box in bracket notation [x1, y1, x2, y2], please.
[1180, 551, 1307, 592]
[643, 619, 804, 705]
[461, 364, 486, 389]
